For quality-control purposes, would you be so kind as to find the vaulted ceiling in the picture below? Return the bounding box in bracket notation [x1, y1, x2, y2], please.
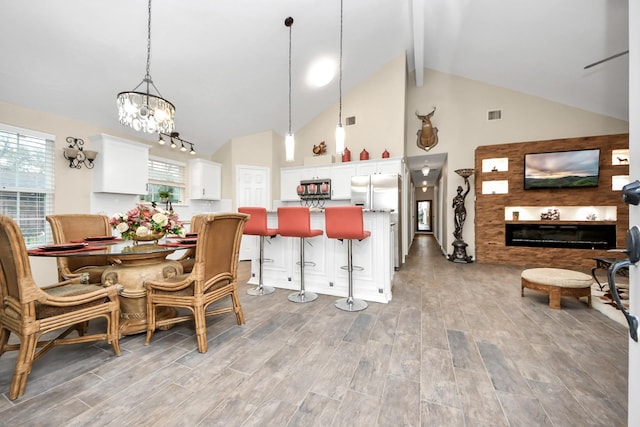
[0, 0, 629, 165]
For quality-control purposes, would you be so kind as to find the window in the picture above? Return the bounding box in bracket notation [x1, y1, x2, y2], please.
[147, 156, 186, 204]
[0, 124, 55, 245]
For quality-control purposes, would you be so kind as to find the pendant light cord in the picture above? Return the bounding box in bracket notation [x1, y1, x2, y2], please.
[338, 0, 343, 126]
[288, 19, 292, 134]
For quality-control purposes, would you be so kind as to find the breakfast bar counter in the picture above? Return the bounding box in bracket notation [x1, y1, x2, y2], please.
[246, 210, 395, 303]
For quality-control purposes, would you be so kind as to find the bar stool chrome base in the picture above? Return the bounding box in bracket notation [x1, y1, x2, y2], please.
[288, 290, 318, 303]
[335, 296, 368, 312]
[247, 285, 275, 296]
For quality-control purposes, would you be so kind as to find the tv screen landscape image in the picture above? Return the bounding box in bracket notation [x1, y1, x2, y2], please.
[524, 149, 600, 189]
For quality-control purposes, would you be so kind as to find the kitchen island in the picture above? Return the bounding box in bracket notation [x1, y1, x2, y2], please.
[246, 210, 395, 303]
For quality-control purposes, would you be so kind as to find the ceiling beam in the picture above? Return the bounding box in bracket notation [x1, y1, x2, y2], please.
[412, 0, 425, 87]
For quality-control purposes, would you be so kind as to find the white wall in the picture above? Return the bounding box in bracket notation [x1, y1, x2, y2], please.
[293, 52, 407, 165]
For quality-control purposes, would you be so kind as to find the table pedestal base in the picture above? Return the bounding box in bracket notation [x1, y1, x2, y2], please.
[103, 259, 183, 336]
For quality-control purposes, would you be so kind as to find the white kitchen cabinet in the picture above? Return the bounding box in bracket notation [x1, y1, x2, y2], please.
[330, 164, 356, 200]
[280, 167, 307, 201]
[189, 159, 221, 200]
[91, 134, 149, 195]
[376, 157, 402, 175]
[355, 162, 378, 176]
[355, 157, 402, 176]
[311, 166, 331, 180]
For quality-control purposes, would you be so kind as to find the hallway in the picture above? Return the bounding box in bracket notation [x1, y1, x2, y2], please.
[0, 235, 628, 425]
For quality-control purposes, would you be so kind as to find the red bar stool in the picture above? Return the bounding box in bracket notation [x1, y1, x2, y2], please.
[325, 206, 370, 311]
[277, 207, 323, 303]
[238, 207, 277, 296]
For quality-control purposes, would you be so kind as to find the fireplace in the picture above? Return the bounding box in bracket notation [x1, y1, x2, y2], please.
[505, 223, 617, 250]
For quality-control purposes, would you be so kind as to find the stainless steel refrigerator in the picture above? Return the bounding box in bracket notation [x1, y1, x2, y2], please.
[351, 174, 402, 270]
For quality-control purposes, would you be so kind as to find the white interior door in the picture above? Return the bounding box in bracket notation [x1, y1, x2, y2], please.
[236, 165, 271, 261]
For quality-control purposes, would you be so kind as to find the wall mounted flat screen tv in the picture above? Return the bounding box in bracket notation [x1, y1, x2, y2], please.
[524, 148, 600, 189]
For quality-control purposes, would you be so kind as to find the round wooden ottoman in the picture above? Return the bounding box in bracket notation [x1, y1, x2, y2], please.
[521, 268, 592, 310]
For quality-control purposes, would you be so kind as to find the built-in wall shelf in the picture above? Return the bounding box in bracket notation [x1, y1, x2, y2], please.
[475, 133, 629, 269]
[481, 157, 508, 172]
[482, 180, 509, 194]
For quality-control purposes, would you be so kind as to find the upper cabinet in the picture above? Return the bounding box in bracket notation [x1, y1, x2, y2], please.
[189, 159, 221, 200]
[355, 158, 402, 176]
[330, 164, 357, 199]
[91, 134, 149, 195]
[280, 167, 309, 201]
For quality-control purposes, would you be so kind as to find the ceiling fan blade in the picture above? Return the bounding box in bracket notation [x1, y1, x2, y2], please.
[584, 50, 629, 69]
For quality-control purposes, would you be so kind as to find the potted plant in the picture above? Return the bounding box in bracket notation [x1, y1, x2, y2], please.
[158, 189, 172, 203]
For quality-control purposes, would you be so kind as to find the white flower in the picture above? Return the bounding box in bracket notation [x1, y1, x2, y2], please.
[152, 212, 168, 226]
[136, 226, 150, 237]
[116, 222, 129, 233]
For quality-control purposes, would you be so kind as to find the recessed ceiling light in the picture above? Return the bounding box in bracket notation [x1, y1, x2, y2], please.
[308, 57, 336, 87]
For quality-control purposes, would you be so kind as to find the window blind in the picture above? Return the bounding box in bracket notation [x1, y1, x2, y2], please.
[0, 126, 55, 245]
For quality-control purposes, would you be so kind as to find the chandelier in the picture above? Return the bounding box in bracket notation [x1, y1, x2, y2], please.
[117, 0, 175, 134]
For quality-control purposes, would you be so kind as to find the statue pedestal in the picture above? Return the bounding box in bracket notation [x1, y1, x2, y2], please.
[448, 239, 473, 263]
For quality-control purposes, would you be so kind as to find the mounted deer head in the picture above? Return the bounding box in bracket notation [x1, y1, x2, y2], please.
[416, 108, 439, 151]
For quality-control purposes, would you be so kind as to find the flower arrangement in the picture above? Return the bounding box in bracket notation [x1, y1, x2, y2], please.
[110, 202, 183, 240]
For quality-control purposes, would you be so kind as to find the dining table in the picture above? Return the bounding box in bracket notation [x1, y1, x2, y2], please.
[28, 236, 196, 335]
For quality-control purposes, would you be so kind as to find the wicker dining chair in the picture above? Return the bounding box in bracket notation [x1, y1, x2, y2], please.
[0, 215, 122, 400]
[176, 214, 206, 274]
[46, 214, 113, 283]
[144, 212, 249, 353]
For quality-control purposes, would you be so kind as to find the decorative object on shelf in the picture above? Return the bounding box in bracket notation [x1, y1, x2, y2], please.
[297, 179, 331, 208]
[540, 208, 560, 220]
[586, 213, 597, 220]
[360, 148, 369, 161]
[448, 168, 475, 263]
[512, 211, 520, 221]
[342, 147, 351, 162]
[109, 202, 183, 243]
[284, 16, 296, 161]
[416, 108, 439, 151]
[334, 0, 346, 155]
[617, 156, 629, 164]
[63, 137, 97, 169]
[492, 166, 498, 172]
[382, 149, 390, 158]
[157, 132, 196, 155]
[117, 0, 175, 134]
[313, 141, 327, 155]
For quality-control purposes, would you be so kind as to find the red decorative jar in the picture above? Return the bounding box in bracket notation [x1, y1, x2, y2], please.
[342, 147, 351, 162]
[360, 149, 369, 161]
[382, 149, 390, 158]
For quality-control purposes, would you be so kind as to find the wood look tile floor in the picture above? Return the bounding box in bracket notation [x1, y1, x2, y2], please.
[0, 235, 628, 426]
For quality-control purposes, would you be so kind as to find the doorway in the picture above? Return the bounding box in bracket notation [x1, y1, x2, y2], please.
[416, 200, 432, 232]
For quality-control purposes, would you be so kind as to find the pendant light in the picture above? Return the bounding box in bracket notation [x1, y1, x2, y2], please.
[284, 17, 295, 162]
[335, 0, 345, 155]
[117, 0, 175, 134]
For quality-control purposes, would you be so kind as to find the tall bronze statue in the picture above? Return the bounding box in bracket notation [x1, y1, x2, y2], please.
[452, 182, 470, 241]
[449, 169, 474, 263]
